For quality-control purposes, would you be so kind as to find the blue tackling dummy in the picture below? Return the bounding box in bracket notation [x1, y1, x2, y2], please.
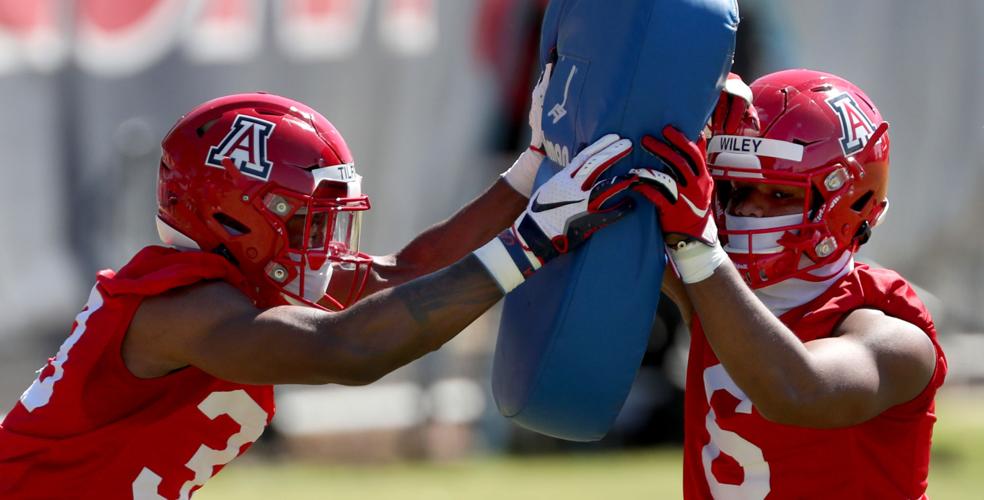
[493, 0, 739, 441]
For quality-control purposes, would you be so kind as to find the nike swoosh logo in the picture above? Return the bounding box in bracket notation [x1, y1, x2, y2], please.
[680, 194, 708, 218]
[530, 194, 581, 213]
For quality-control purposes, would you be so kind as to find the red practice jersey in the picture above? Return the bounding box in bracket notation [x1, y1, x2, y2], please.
[0, 247, 276, 499]
[683, 264, 947, 499]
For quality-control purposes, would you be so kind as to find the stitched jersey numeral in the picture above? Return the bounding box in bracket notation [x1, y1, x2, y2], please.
[19, 286, 103, 412]
[701, 364, 771, 499]
[132, 390, 267, 500]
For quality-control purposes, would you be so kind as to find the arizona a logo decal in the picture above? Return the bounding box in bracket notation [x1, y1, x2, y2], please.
[206, 115, 276, 180]
[825, 92, 875, 156]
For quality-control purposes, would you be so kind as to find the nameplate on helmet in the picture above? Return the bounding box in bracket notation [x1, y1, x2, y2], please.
[311, 163, 357, 183]
[709, 135, 804, 161]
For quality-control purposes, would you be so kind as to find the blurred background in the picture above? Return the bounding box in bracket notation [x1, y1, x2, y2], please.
[0, 0, 981, 498]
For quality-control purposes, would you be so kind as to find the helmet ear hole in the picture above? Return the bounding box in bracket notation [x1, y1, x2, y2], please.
[850, 190, 874, 213]
[213, 212, 251, 236]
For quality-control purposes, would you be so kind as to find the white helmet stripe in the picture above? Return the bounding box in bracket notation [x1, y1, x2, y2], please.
[311, 163, 357, 183]
[708, 135, 804, 162]
[311, 163, 362, 197]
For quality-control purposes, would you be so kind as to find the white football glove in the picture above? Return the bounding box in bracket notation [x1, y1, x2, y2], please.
[501, 62, 553, 198]
[528, 62, 552, 152]
[476, 134, 635, 292]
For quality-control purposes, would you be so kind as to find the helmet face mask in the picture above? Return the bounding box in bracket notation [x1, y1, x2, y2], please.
[713, 159, 860, 286]
[708, 69, 891, 289]
[157, 93, 372, 309]
[257, 181, 372, 310]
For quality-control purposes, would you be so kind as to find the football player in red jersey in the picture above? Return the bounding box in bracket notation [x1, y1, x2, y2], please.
[631, 70, 947, 498]
[0, 82, 637, 497]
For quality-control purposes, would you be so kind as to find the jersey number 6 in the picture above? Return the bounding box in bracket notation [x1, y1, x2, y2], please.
[701, 364, 771, 499]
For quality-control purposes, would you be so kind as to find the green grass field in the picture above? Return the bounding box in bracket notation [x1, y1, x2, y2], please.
[197, 389, 984, 500]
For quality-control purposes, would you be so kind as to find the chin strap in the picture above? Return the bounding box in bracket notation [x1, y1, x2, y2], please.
[754, 252, 854, 316]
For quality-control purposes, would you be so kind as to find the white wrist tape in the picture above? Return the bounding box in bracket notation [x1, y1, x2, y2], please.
[500, 148, 543, 198]
[669, 239, 729, 283]
[473, 237, 526, 293]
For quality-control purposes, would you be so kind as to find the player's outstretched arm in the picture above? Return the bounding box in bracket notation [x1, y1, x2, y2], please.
[125, 135, 635, 386]
[139, 255, 505, 386]
[366, 179, 527, 294]
[360, 62, 556, 295]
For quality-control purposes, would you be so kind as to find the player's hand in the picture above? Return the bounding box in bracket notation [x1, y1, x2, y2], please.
[630, 126, 729, 284]
[630, 125, 717, 246]
[710, 72, 760, 136]
[520, 134, 633, 253]
[476, 134, 635, 292]
[501, 61, 554, 198]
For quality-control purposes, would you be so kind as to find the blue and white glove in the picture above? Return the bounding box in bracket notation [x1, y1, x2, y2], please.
[476, 134, 635, 292]
[500, 61, 553, 197]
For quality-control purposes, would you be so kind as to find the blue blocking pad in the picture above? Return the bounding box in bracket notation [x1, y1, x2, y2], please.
[493, 0, 739, 441]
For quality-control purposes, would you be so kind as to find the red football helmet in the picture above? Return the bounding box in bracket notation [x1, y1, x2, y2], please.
[708, 69, 890, 288]
[157, 92, 372, 309]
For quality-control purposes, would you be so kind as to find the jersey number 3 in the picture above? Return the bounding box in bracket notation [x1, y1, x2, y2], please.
[132, 390, 267, 500]
[17, 286, 266, 499]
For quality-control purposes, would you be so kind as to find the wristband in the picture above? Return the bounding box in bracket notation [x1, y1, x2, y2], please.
[473, 231, 537, 293]
[668, 239, 728, 283]
[500, 148, 543, 198]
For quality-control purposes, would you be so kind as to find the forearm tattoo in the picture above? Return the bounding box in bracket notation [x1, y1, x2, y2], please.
[399, 255, 503, 326]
